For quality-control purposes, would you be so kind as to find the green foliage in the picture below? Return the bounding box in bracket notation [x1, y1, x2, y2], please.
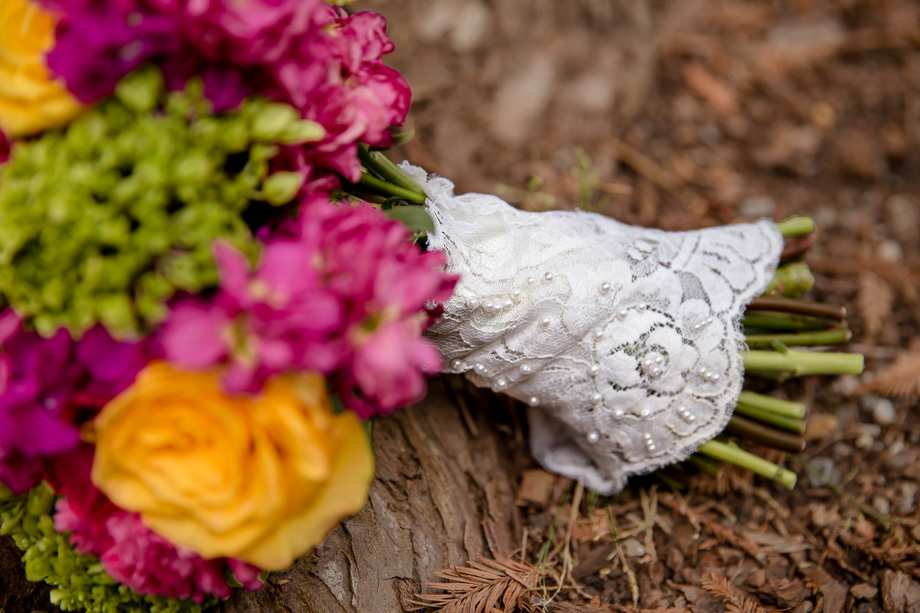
[0, 483, 211, 613]
[0, 67, 322, 339]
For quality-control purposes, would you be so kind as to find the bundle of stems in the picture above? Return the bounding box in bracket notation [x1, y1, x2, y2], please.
[355, 148, 865, 491]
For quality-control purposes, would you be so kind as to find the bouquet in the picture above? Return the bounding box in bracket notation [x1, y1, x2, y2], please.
[0, 0, 863, 611]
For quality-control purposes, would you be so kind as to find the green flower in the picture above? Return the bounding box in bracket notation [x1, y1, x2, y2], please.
[0, 67, 322, 339]
[1, 483, 211, 613]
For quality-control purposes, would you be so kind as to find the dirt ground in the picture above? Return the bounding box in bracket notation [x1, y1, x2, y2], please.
[357, 0, 920, 611]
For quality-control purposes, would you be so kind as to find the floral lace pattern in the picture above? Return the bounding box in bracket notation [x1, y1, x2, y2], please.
[405, 164, 783, 494]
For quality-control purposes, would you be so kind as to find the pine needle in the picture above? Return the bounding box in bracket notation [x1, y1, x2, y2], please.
[859, 352, 920, 398]
[700, 573, 772, 613]
[407, 556, 542, 613]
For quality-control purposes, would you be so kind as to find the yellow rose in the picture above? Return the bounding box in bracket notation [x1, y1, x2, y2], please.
[91, 362, 374, 570]
[0, 0, 84, 137]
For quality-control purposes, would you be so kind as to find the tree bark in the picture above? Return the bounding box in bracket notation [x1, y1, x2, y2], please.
[218, 378, 526, 613]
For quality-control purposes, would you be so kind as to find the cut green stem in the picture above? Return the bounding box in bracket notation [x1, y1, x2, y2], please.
[743, 310, 839, 332]
[357, 172, 426, 203]
[744, 349, 865, 377]
[358, 145, 427, 201]
[745, 327, 852, 348]
[734, 402, 804, 432]
[698, 440, 797, 489]
[775, 216, 816, 237]
[726, 414, 806, 452]
[737, 391, 807, 419]
[763, 261, 814, 297]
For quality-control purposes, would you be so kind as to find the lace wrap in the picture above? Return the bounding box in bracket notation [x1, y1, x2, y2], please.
[406, 164, 784, 495]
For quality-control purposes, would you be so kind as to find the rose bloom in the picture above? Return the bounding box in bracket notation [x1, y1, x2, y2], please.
[91, 362, 374, 570]
[0, 0, 83, 136]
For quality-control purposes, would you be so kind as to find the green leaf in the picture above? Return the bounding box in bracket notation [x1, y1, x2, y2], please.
[385, 205, 435, 234]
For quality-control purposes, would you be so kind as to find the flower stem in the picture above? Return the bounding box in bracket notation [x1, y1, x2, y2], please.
[745, 327, 852, 348]
[742, 310, 838, 332]
[733, 403, 804, 433]
[775, 216, 816, 237]
[698, 440, 797, 489]
[358, 171, 426, 203]
[747, 297, 846, 321]
[726, 414, 806, 451]
[358, 145, 427, 201]
[763, 261, 814, 297]
[744, 349, 864, 376]
[737, 390, 807, 418]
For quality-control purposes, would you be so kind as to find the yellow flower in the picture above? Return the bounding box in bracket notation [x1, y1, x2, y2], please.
[91, 362, 374, 570]
[0, 0, 84, 137]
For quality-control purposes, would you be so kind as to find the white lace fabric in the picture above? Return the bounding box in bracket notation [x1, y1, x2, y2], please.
[404, 164, 784, 495]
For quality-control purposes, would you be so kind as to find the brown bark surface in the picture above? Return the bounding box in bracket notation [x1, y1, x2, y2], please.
[218, 379, 525, 613]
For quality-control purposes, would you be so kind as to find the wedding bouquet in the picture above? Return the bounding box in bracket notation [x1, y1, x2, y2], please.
[0, 0, 862, 611]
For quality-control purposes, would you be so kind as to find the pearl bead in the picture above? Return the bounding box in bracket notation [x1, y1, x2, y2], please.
[473, 363, 488, 375]
[615, 307, 629, 320]
[502, 298, 514, 310]
[467, 297, 480, 310]
[643, 432, 652, 440]
[599, 282, 611, 294]
[451, 359, 463, 370]
[591, 392, 602, 403]
[636, 303, 648, 312]
[593, 329, 604, 340]
[642, 357, 654, 367]
[528, 396, 540, 407]
[526, 276, 538, 287]
[495, 378, 508, 390]
[588, 364, 600, 376]
[639, 406, 651, 418]
[510, 288, 522, 301]
[483, 300, 495, 311]
[492, 304, 504, 314]
[710, 373, 720, 381]
[698, 366, 709, 375]
[520, 363, 533, 375]
[544, 271, 554, 282]
[587, 431, 600, 444]
[647, 443, 656, 451]
[612, 408, 625, 419]
[539, 317, 551, 329]
[650, 367, 662, 377]
[655, 356, 663, 364]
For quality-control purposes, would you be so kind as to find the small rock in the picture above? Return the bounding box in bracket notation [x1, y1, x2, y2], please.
[490, 54, 556, 145]
[832, 374, 860, 396]
[862, 395, 897, 425]
[877, 239, 904, 263]
[855, 423, 882, 449]
[805, 456, 839, 487]
[739, 195, 776, 218]
[621, 538, 646, 558]
[872, 495, 891, 515]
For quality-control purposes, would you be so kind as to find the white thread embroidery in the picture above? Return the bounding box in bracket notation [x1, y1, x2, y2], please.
[405, 163, 783, 495]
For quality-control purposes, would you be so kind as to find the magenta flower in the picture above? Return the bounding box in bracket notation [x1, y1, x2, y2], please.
[163, 196, 456, 417]
[46, 446, 263, 603]
[163, 237, 344, 394]
[0, 310, 152, 493]
[0, 130, 10, 165]
[42, 0, 410, 180]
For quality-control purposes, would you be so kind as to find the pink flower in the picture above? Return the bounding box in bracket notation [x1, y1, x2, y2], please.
[42, 1, 410, 179]
[0, 310, 152, 493]
[163, 238, 344, 394]
[164, 196, 457, 418]
[46, 446, 263, 603]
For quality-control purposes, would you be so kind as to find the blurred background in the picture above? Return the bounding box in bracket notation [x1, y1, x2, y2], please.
[351, 0, 920, 610]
